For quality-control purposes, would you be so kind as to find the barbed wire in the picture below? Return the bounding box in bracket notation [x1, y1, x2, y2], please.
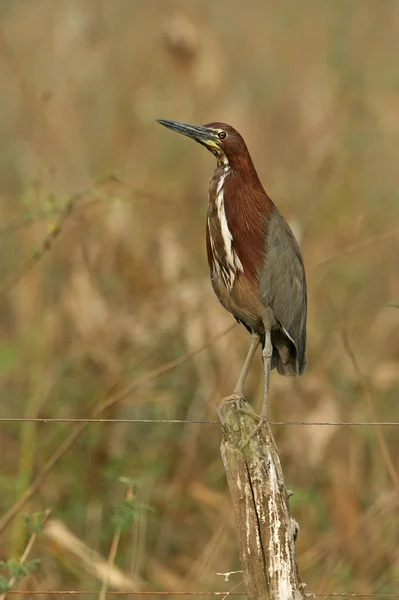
[0, 417, 398, 426]
[4, 591, 399, 597]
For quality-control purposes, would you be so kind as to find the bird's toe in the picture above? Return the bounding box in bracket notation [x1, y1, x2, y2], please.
[217, 393, 244, 424]
[239, 417, 268, 450]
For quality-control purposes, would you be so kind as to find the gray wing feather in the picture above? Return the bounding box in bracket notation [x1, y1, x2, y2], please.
[259, 210, 307, 374]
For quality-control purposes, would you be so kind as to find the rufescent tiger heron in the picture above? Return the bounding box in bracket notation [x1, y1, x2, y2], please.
[157, 119, 307, 429]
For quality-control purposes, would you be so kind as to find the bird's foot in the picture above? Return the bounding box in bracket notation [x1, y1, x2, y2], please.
[237, 405, 261, 421]
[237, 409, 268, 450]
[224, 393, 244, 402]
[217, 393, 244, 424]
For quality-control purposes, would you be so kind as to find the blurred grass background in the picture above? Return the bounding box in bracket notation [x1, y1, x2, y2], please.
[0, 0, 399, 596]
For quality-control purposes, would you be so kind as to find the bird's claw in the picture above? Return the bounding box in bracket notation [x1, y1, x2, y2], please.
[217, 396, 268, 449]
[237, 406, 261, 422]
[223, 393, 245, 403]
[238, 412, 267, 450]
[217, 393, 244, 424]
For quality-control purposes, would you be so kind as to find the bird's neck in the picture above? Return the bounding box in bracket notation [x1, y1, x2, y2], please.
[207, 164, 242, 290]
[207, 159, 272, 288]
[225, 149, 259, 178]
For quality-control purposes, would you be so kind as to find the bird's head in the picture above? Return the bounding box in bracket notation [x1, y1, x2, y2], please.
[156, 119, 251, 169]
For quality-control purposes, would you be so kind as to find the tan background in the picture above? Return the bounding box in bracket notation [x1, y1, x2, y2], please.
[0, 1, 399, 596]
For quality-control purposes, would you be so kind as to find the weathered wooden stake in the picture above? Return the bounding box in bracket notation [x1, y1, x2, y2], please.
[219, 397, 308, 600]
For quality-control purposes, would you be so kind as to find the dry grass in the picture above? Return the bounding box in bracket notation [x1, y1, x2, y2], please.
[0, 0, 399, 596]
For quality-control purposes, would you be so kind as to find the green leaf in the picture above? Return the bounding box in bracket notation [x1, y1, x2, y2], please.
[8, 559, 28, 580]
[118, 476, 138, 488]
[0, 558, 40, 585]
[24, 512, 46, 534]
[112, 498, 138, 534]
[0, 576, 10, 592]
[30, 244, 40, 259]
[25, 558, 40, 573]
[387, 302, 399, 308]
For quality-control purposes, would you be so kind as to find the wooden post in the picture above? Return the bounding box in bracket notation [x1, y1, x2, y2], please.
[219, 397, 308, 600]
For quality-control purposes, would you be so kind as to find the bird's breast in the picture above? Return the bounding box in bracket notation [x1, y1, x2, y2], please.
[206, 166, 244, 291]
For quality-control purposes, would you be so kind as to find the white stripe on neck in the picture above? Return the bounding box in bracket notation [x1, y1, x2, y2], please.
[211, 166, 243, 290]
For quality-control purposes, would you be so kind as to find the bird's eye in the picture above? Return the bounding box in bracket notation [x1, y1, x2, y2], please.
[218, 131, 227, 140]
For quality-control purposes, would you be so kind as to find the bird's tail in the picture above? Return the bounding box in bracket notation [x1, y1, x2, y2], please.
[271, 340, 307, 376]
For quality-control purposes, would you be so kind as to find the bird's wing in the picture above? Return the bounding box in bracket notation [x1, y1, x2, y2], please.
[259, 209, 307, 372]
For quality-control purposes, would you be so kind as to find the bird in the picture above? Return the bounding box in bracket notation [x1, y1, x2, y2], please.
[157, 119, 307, 428]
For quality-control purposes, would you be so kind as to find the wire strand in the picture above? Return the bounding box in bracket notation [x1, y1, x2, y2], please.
[0, 417, 398, 425]
[4, 591, 399, 597]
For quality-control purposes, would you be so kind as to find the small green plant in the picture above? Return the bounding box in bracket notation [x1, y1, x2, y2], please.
[29, 243, 40, 260]
[0, 558, 40, 593]
[99, 478, 155, 600]
[0, 511, 48, 595]
[24, 511, 47, 534]
[112, 476, 154, 535]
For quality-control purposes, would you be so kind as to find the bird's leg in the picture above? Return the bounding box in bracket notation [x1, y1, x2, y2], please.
[217, 333, 260, 422]
[233, 332, 261, 397]
[261, 327, 272, 421]
[239, 328, 272, 448]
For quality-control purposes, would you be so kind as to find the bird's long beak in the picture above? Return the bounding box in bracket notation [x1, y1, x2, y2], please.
[156, 119, 218, 145]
